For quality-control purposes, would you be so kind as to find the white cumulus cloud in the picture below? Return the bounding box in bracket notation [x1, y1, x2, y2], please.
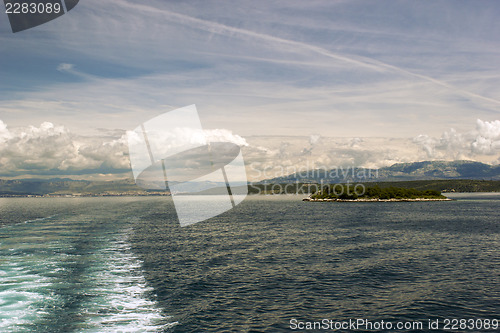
[413, 119, 500, 161]
[0, 120, 248, 179]
[0, 120, 130, 178]
[471, 119, 500, 155]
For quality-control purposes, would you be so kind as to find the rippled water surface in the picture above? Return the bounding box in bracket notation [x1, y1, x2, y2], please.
[1, 194, 499, 332]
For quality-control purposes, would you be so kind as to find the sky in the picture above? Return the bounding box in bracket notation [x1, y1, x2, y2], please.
[0, 0, 499, 180]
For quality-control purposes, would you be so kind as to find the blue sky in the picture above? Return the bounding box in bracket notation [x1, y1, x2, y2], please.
[0, 0, 499, 179]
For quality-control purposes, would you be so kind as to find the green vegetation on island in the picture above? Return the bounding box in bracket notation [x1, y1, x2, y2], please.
[308, 184, 447, 201]
[249, 179, 500, 195]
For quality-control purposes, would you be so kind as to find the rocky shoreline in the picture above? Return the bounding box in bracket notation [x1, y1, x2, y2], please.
[303, 197, 453, 202]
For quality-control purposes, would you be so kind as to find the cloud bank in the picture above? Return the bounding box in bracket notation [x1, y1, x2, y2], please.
[244, 119, 500, 181]
[0, 120, 129, 178]
[413, 119, 500, 162]
[0, 120, 248, 179]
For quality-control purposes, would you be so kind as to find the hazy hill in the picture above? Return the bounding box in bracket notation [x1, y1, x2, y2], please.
[379, 160, 500, 180]
[260, 160, 500, 184]
[0, 178, 144, 196]
[1, 160, 499, 196]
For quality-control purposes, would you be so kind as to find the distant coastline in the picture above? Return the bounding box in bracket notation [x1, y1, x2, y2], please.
[249, 179, 500, 195]
[0, 192, 170, 198]
[303, 197, 453, 202]
[0, 178, 499, 198]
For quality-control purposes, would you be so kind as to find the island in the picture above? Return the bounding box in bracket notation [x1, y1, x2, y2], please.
[303, 184, 452, 202]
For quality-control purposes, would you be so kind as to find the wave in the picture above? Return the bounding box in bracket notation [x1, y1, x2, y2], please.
[0, 219, 176, 332]
[24, 215, 57, 224]
[81, 229, 177, 332]
[0, 259, 61, 332]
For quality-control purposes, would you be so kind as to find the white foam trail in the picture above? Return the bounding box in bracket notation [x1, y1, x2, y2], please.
[0, 260, 61, 332]
[1, 217, 175, 332]
[82, 228, 177, 332]
[0, 215, 61, 332]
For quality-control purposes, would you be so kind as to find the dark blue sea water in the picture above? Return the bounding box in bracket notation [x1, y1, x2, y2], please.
[0, 194, 499, 332]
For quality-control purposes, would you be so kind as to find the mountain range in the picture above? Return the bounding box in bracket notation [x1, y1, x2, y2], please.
[0, 160, 499, 196]
[259, 160, 500, 184]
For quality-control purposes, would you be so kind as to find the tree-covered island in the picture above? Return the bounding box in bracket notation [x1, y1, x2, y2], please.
[304, 184, 451, 202]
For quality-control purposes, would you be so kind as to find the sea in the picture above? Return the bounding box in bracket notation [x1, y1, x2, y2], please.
[0, 193, 498, 332]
